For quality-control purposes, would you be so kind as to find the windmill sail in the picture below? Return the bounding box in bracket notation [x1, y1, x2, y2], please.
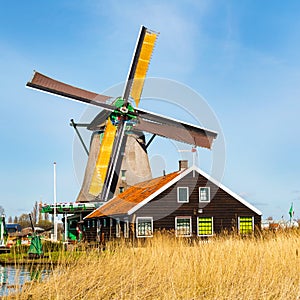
[89, 119, 117, 196]
[26, 25, 218, 204]
[27, 72, 114, 111]
[134, 108, 217, 149]
[89, 107, 217, 149]
[129, 28, 158, 107]
[123, 26, 158, 106]
[100, 26, 158, 201]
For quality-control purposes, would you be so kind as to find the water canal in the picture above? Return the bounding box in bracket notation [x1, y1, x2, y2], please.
[0, 265, 51, 296]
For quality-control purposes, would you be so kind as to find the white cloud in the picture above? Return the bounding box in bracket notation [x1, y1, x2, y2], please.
[86, 0, 213, 79]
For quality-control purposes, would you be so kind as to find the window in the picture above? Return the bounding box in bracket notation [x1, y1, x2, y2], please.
[116, 218, 120, 238]
[96, 220, 101, 242]
[239, 217, 254, 234]
[177, 187, 189, 203]
[198, 217, 213, 236]
[97, 219, 101, 232]
[175, 217, 192, 237]
[136, 217, 153, 238]
[69, 220, 77, 229]
[199, 187, 210, 202]
[121, 170, 126, 181]
[124, 218, 129, 238]
[119, 186, 124, 193]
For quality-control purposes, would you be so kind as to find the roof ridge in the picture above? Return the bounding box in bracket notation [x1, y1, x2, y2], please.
[85, 165, 262, 219]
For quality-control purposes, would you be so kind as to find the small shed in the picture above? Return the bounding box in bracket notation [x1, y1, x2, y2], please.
[84, 162, 262, 241]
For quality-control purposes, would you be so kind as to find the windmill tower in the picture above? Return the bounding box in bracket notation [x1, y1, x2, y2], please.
[75, 127, 152, 202]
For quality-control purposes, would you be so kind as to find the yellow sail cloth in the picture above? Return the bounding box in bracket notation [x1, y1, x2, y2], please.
[130, 30, 158, 107]
[89, 119, 117, 196]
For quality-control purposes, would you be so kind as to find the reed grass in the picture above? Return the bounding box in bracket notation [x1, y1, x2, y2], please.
[4, 230, 300, 299]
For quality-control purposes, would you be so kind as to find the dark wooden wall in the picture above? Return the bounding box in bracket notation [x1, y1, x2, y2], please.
[83, 171, 261, 241]
[135, 171, 261, 235]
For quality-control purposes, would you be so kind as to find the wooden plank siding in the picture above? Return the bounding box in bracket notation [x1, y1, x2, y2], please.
[134, 172, 261, 235]
[83, 170, 261, 241]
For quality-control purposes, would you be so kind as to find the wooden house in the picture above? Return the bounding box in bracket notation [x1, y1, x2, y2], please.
[83, 161, 262, 242]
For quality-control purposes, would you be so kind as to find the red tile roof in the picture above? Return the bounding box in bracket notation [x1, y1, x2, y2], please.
[85, 170, 182, 218]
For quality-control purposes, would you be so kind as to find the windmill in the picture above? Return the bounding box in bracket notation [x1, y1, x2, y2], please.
[26, 26, 218, 203]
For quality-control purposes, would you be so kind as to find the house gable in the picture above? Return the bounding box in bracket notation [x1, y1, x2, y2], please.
[128, 165, 262, 216]
[133, 169, 261, 234]
[85, 165, 261, 219]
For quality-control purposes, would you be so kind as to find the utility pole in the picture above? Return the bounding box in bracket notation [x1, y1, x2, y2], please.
[53, 162, 58, 242]
[64, 213, 68, 242]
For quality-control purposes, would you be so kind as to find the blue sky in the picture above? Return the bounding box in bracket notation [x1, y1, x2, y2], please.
[1, 0, 300, 220]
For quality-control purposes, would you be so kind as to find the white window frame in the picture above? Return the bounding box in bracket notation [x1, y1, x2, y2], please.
[238, 216, 254, 234]
[116, 218, 120, 238]
[124, 218, 129, 238]
[175, 216, 192, 237]
[199, 187, 210, 203]
[177, 187, 189, 203]
[197, 217, 214, 237]
[96, 219, 101, 234]
[121, 169, 126, 181]
[136, 217, 153, 238]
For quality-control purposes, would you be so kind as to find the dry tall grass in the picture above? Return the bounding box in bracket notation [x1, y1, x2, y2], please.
[5, 230, 300, 300]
